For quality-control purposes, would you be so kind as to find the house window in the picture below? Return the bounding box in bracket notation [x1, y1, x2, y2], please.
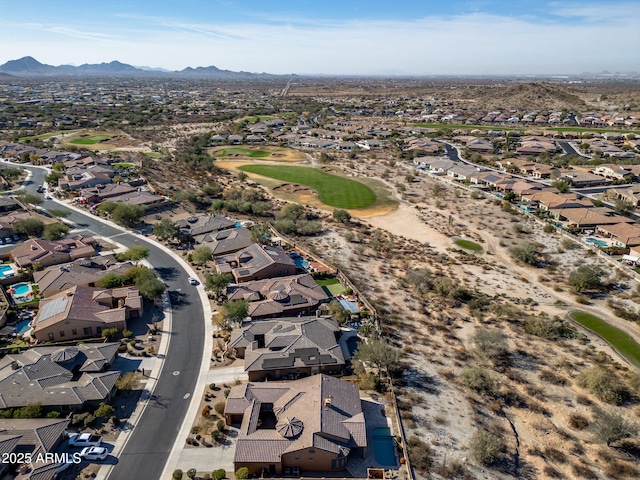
[83, 327, 92, 335]
[48, 333, 54, 341]
[96, 327, 102, 335]
[72, 329, 77, 335]
[59, 331, 65, 338]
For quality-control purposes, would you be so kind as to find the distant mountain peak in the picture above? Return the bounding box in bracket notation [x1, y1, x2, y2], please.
[0, 56, 287, 79]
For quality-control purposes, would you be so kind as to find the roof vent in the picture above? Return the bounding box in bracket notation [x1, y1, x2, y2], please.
[66, 290, 73, 296]
[323, 397, 333, 407]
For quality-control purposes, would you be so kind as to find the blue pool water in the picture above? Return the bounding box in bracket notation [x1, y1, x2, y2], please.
[12, 283, 31, 295]
[372, 427, 397, 466]
[0, 265, 14, 278]
[14, 319, 31, 335]
[235, 221, 242, 228]
[291, 256, 310, 268]
[587, 238, 608, 248]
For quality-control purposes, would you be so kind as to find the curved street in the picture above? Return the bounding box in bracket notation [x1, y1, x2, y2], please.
[11, 166, 205, 480]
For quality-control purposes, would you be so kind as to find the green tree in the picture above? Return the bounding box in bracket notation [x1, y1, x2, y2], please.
[116, 245, 150, 265]
[327, 299, 351, 325]
[14, 192, 44, 207]
[551, 180, 571, 193]
[333, 209, 352, 224]
[43, 223, 70, 240]
[567, 264, 604, 293]
[100, 328, 119, 339]
[187, 469, 197, 479]
[250, 224, 271, 245]
[212, 469, 226, 480]
[45, 171, 64, 186]
[123, 267, 165, 300]
[614, 199, 634, 215]
[192, 245, 212, 266]
[590, 406, 638, 447]
[354, 338, 399, 378]
[98, 272, 127, 288]
[220, 299, 249, 327]
[0, 168, 22, 182]
[205, 273, 233, 297]
[235, 468, 249, 480]
[94, 402, 116, 418]
[111, 203, 145, 227]
[51, 162, 66, 172]
[237, 171, 248, 182]
[13, 402, 42, 419]
[48, 208, 71, 219]
[153, 218, 179, 241]
[13, 218, 45, 237]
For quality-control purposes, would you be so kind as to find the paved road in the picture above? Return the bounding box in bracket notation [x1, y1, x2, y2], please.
[557, 140, 590, 158]
[15, 166, 205, 480]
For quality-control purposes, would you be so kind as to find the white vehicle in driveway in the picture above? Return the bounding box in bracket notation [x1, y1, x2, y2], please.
[79, 446, 109, 461]
[68, 433, 103, 447]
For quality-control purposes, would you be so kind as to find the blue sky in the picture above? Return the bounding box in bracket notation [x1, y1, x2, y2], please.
[0, 0, 638, 75]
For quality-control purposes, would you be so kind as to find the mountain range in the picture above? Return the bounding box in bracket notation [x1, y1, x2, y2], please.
[0, 56, 288, 79]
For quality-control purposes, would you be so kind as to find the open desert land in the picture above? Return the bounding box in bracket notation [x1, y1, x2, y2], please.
[276, 149, 640, 480]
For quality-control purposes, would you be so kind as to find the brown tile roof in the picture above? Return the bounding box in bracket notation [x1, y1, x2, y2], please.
[227, 374, 366, 465]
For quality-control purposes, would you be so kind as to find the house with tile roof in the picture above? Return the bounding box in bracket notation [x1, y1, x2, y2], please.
[10, 236, 96, 269]
[0, 343, 120, 411]
[33, 255, 134, 298]
[30, 285, 142, 343]
[175, 214, 236, 242]
[226, 274, 329, 319]
[214, 244, 296, 283]
[200, 227, 253, 256]
[0, 418, 70, 479]
[229, 316, 346, 381]
[225, 374, 367, 475]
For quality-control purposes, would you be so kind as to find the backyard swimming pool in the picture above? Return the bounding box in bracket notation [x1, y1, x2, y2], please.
[14, 319, 31, 335]
[12, 283, 31, 296]
[338, 298, 359, 313]
[289, 253, 310, 268]
[0, 265, 15, 278]
[587, 237, 608, 248]
[371, 427, 397, 467]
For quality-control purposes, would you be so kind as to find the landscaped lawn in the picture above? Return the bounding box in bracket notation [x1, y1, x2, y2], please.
[570, 311, 640, 369]
[69, 134, 114, 145]
[113, 162, 135, 168]
[19, 129, 83, 142]
[415, 123, 519, 131]
[315, 277, 346, 296]
[238, 165, 377, 209]
[454, 239, 483, 252]
[218, 147, 271, 158]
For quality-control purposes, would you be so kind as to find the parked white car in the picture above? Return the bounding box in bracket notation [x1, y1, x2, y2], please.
[79, 446, 108, 461]
[68, 433, 103, 447]
[188, 277, 199, 286]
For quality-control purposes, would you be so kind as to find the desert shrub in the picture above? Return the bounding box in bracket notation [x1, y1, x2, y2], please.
[433, 460, 467, 478]
[213, 469, 226, 480]
[235, 467, 249, 480]
[571, 463, 597, 479]
[538, 369, 567, 386]
[604, 461, 638, 478]
[217, 419, 225, 432]
[202, 405, 211, 417]
[469, 429, 505, 466]
[172, 470, 183, 480]
[568, 413, 590, 430]
[470, 327, 507, 361]
[575, 367, 627, 405]
[407, 436, 433, 472]
[187, 469, 197, 479]
[524, 315, 575, 339]
[544, 447, 567, 463]
[590, 406, 638, 446]
[508, 242, 539, 266]
[214, 402, 225, 415]
[543, 466, 563, 478]
[461, 367, 500, 397]
[224, 389, 231, 398]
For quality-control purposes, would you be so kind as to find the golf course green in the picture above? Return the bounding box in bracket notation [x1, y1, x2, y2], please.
[238, 165, 377, 209]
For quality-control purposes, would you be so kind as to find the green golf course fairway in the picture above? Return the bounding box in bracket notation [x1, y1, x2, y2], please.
[238, 165, 377, 209]
[570, 311, 640, 369]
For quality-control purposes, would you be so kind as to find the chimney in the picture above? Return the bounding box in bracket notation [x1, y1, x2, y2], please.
[323, 397, 333, 408]
[66, 290, 73, 296]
